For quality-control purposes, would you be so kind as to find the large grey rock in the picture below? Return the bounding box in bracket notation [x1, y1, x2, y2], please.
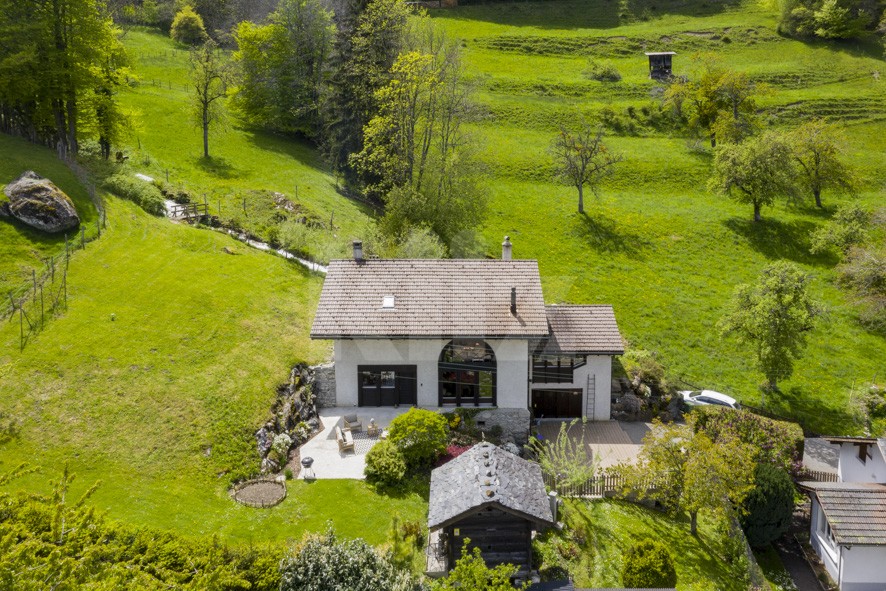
[2, 171, 79, 233]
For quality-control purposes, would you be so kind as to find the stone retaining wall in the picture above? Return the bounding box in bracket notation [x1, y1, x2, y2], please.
[312, 362, 336, 408]
[474, 408, 531, 445]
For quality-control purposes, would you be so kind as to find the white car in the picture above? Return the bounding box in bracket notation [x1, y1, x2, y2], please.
[680, 390, 740, 409]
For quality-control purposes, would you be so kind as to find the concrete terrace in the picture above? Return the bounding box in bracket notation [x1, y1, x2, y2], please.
[536, 419, 650, 469]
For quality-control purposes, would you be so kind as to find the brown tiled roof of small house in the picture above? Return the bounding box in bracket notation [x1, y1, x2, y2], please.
[310, 259, 550, 339]
[537, 305, 625, 355]
[428, 442, 555, 530]
[801, 481, 886, 545]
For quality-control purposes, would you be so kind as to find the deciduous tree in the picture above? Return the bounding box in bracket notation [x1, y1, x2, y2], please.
[189, 40, 232, 158]
[789, 118, 856, 208]
[664, 55, 762, 147]
[719, 261, 822, 389]
[621, 420, 756, 535]
[550, 124, 622, 215]
[709, 132, 796, 222]
[232, 0, 334, 137]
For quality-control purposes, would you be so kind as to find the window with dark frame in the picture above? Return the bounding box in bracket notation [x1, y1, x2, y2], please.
[438, 339, 497, 407]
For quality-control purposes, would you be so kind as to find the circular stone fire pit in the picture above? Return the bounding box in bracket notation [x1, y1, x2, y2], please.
[231, 478, 287, 508]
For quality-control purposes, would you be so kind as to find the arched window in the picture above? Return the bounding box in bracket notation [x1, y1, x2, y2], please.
[438, 339, 496, 407]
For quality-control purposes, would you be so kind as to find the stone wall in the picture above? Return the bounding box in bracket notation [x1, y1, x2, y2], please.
[312, 362, 337, 408]
[474, 408, 531, 445]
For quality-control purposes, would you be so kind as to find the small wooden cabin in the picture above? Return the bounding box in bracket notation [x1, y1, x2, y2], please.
[645, 51, 676, 80]
[426, 442, 555, 577]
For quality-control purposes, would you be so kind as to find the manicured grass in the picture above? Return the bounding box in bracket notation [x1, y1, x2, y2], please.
[541, 499, 744, 589]
[0, 134, 99, 298]
[0, 194, 425, 544]
[117, 28, 373, 261]
[429, 0, 886, 433]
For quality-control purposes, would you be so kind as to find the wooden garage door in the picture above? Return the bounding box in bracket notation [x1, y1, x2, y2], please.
[532, 389, 582, 418]
[357, 365, 417, 407]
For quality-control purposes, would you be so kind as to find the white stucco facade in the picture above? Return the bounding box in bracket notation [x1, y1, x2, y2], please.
[836, 442, 886, 483]
[529, 355, 612, 420]
[810, 498, 886, 591]
[333, 338, 529, 409]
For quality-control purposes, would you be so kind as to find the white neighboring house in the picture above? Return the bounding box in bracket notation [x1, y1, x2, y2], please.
[802, 437, 886, 591]
[309, 238, 624, 432]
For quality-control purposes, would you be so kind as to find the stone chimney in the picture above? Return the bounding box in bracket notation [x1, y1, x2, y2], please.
[502, 235, 512, 261]
[510, 287, 517, 316]
[352, 240, 363, 261]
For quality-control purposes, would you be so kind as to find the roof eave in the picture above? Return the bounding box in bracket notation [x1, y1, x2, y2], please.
[428, 500, 555, 531]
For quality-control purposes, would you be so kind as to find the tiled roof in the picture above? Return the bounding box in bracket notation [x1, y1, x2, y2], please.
[311, 259, 549, 338]
[428, 442, 555, 529]
[537, 305, 624, 354]
[802, 481, 886, 544]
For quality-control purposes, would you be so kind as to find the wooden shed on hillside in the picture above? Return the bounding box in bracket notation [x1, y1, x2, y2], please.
[645, 51, 676, 79]
[426, 442, 556, 577]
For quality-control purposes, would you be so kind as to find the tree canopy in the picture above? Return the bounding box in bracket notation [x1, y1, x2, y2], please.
[719, 261, 822, 389]
[709, 132, 796, 222]
[550, 124, 622, 215]
[789, 118, 856, 208]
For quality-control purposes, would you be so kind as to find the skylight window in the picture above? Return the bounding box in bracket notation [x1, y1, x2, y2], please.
[382, 295, 395, 309]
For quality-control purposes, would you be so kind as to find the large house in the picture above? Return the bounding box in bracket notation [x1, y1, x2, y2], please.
[310, 238, 624, 439]
[801, 437, 886, 591]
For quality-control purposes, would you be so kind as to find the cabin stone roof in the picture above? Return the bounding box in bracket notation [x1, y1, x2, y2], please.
[802, 481, 886, 545]
[428, 442, 555, 530]
[310, 259, 549, 339]
[538, 305, 625, 355]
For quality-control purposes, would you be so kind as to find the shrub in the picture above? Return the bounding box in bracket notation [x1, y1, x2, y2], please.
[364, 439, 407, 486]
[102, 173, 166, 216]
[621, 540, 677, 588]
[621, 349, 671, 397]
[583, 60, 622, 82]
[741, 463, 796, 548]
[280, 527, 420, 591]
[388, 408, 448, 467]
[272, 433, 292, 459]
[171, 6, 208, 45]
[692, 407, 804, 474]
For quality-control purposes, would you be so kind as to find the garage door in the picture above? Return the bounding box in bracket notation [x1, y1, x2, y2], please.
[532, 389, 582, 418]
[358, 365, 417, 407]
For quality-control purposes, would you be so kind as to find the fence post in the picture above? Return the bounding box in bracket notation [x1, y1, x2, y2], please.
[19, 307, 23, 351]
[97, 218, 101, 238]
[32, 269, 37, 306]
[81, 226, 85, 249]
[50, 256, 55, 284]
[40, 284, 43, 324]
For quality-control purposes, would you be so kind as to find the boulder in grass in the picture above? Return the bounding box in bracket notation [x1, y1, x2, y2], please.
[2, 171, 80, 233]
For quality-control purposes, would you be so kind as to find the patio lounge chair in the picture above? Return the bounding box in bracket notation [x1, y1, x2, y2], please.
[336, 426, 355, 453]
[343, 414, 363, 432]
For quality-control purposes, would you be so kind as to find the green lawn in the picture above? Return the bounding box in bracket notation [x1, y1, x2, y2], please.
[538, 499, 745, 589]
[754, 544, 799, 591]
[117, 27, 373, 262]
[429, 0, 886, 434]
[0, 193, 425, 544]
[0, 134, 99, 299]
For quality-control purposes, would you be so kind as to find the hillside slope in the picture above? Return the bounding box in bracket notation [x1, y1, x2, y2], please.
[432, 0, 886, 433]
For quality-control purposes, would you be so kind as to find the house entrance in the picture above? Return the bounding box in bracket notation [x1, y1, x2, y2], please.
[532, 389, 582, 418]
[358, 365, 417, 407]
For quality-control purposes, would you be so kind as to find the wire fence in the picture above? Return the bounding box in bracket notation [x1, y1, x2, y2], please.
[4, 154, 106, 350]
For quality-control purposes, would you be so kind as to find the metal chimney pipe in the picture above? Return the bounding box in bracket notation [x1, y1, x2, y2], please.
[502, 236, 512, 261]
[510, 287, 517, 316]
[352, 240, 363, 261]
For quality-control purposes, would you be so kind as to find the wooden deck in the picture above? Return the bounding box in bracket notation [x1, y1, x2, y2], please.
[536, 420, 648, 469]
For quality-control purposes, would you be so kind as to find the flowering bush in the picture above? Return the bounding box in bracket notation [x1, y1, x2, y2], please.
[434, 445, 471, 467]
[272, 433, 293, 459]
[692, 407, 804, 474]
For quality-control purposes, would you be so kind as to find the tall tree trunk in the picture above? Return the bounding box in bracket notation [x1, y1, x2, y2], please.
[203, 109, 209, 158]
[577, 184, 584, 214]
[66, 96, 78, 155]
[814, 188, 822, 208]
[710, 133, 716, 148]
[753, 201, 761, 222]
[690, 510, 698, 536]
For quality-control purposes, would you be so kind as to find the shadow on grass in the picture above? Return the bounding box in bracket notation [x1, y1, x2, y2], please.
[195, 155, 238, 179]
[722, 217, 837, 267]
[572, 212, 649, 256]
[437, 0, 741, 30]
[370, 473, 431, 501]
[766, 385, 860, 436]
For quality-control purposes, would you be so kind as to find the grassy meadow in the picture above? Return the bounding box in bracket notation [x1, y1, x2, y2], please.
[429, 0, 886, 434]
[0, 195, 426, 544]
